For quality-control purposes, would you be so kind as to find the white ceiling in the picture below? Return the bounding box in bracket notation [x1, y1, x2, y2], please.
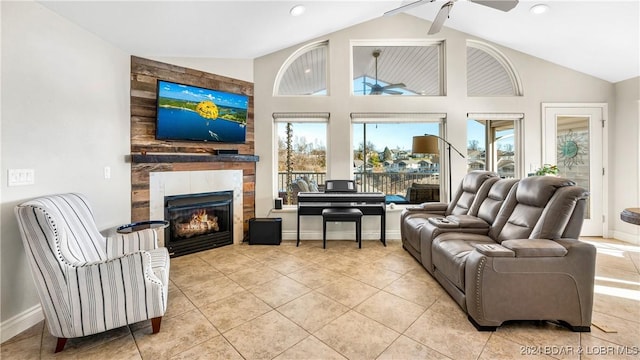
[38, 0, 639, 83]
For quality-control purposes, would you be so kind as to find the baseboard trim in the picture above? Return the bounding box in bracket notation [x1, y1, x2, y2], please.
[612, 230, 640, 245]
[1, 304, 44, 343]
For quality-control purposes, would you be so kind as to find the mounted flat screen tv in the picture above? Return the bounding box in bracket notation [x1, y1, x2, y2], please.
[156, 80, 249, 143]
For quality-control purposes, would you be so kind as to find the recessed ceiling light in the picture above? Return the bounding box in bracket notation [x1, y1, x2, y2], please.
[290, 5, 305, 16]
[530, 4, 549, 15]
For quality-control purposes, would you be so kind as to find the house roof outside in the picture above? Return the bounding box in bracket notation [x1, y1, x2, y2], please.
[38, 0, 639, 83]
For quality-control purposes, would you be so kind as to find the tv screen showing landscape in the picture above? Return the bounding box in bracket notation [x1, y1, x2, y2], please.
[156, 80, 249, 143]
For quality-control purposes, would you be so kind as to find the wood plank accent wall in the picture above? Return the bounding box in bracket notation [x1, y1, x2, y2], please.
[130, 56, 256, 236]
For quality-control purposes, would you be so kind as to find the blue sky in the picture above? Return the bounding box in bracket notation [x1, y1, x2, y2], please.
[158, 80, 248, 110]
[277, 121, 487, 152]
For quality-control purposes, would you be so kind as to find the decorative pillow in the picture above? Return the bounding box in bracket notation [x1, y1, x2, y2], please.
[296, 178, 310, 192]
[308, 179, 319, 192]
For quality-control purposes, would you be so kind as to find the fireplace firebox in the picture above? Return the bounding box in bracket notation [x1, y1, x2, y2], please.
[164, 191, 233, 257]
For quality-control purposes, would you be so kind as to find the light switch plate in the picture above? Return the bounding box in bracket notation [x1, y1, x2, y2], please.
[8, 169, 35, 186]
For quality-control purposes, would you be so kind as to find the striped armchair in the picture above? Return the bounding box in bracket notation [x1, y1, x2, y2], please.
[14, 193, 169, 353]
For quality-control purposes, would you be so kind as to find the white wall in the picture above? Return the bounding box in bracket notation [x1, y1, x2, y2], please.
[1, 1, 131, 340]
[612, 77, 640, 243]
[146, 57, 254, 83]
[253, 14, 622, 240]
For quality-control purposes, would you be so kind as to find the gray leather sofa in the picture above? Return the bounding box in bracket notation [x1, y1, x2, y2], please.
[400, 173, 595, 332]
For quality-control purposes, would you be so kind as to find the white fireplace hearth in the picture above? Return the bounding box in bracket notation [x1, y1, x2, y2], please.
[149, 170, 244, 247]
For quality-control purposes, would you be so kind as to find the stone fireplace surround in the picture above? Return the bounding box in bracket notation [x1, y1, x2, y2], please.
[149, 170, 244, 247]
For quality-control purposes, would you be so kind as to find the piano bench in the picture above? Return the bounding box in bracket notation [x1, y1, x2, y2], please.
[322, 208, 363, 249]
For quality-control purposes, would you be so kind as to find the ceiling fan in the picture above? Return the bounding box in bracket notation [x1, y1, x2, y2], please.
[365, 50, 406, 95]
[384, 0, 519, 35]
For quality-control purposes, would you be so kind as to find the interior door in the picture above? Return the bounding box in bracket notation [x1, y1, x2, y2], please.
[543, 104, 606, 236]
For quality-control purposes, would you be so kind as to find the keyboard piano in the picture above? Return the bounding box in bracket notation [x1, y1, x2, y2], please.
[297, 191, 386, 246]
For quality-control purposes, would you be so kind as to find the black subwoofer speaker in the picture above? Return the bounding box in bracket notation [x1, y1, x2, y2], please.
[248, 218, 282, 245]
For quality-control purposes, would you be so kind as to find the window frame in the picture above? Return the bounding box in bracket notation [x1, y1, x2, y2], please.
[273, 112, 330, 206]
[350, 40, 447, 97]
[466, 113, 524, 178]
[350, 112, 446, 203]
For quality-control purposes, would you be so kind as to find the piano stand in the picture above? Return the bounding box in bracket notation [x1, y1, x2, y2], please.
[296, 191, 386, 247]
[322, 208, 363, 249]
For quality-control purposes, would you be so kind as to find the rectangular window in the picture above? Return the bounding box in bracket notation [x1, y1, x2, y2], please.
[274, 113, 328, 205]
[467, 116, 522, 178]
[351, 114, 444, 204]
[352, 42, 445, 96]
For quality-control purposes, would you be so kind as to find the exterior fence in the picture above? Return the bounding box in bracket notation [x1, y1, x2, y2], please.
[278, 171, 440, 204]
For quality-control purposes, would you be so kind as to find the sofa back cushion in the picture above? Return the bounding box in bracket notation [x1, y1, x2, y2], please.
[490, 176, 585, 242]
[473, 178, 518, 224]
[447, 171, 499, 215]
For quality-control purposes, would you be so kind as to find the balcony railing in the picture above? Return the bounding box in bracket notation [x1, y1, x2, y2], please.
[278, 171, 440, 205]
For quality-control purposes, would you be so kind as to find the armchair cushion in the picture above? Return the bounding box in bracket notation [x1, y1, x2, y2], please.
[501, 239, 568, 257]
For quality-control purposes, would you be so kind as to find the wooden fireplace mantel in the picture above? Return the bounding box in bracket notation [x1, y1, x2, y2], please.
[128, 154, 260, 164]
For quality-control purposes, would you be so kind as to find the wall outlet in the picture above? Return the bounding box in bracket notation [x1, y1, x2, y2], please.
[8, 169, 35, 186]
[104, 166, 111, 179]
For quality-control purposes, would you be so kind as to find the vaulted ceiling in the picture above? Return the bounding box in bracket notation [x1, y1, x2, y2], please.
[38, 0, 639, 83]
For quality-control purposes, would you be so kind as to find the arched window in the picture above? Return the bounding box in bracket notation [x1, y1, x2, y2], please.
[467, 40, 523, 96]
[274, 41, 328, 96]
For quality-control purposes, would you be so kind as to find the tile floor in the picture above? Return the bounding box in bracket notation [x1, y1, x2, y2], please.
[2, 237, 639, 359]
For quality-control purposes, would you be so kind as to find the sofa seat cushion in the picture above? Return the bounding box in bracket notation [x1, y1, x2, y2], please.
[432, 233, 495, 290]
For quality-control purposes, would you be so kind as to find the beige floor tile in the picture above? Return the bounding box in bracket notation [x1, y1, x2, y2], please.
[277, 291, 349, 332]
[65, 332, 141, 360]
[40, 325, 131, 358]
[259, 253, 309, 274]
[286, 266, 347, 289]
[199, 251, 259, 275]
[371, 252, 425, 275]
[181, 275, 244, 307]
[354, 291, 426, 333]
[249, 275, 311, 307]
[169, 335, 244, 360]
[319, 253, 363, 274]
[273, 335, 347, 360]
[169, 254, 224, 288]
[347, 263, 404, 289]
[314, 310, 400, 360]
[404, 298, 491, 360]
[589, 311, 640, 348]
[200, 290, 272, 333]
[479, 333, 556, 360]
[1, 322, 43, 360]
[494, 321, 580, 360]
[223, 310, 309, 360]
[580, 333, 640, 359]
[593, 292, 640, 323]
[226, 265, 282, 288]
[376, 335, 451, 360]
[315, 276, 379, 308]
[132, 309, 219, 359]
[383, 274, 445, 307]
[164, 286, 197, 320]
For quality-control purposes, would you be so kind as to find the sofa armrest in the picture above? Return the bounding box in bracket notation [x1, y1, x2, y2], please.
[446, 215, 490, 229]
[405, 202, 447, 213]
[501, 239, 568, 257]
[474, 243, 515, 257]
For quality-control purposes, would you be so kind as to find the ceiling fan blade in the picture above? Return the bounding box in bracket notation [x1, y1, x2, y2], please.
[428, 1, 454, 35]
[469, 0, 518, 12]
[364, 82, 376, 87]
[383, 83, 407, 90]
[384, 0, 435, 17]
[383, 89, 404, 95]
